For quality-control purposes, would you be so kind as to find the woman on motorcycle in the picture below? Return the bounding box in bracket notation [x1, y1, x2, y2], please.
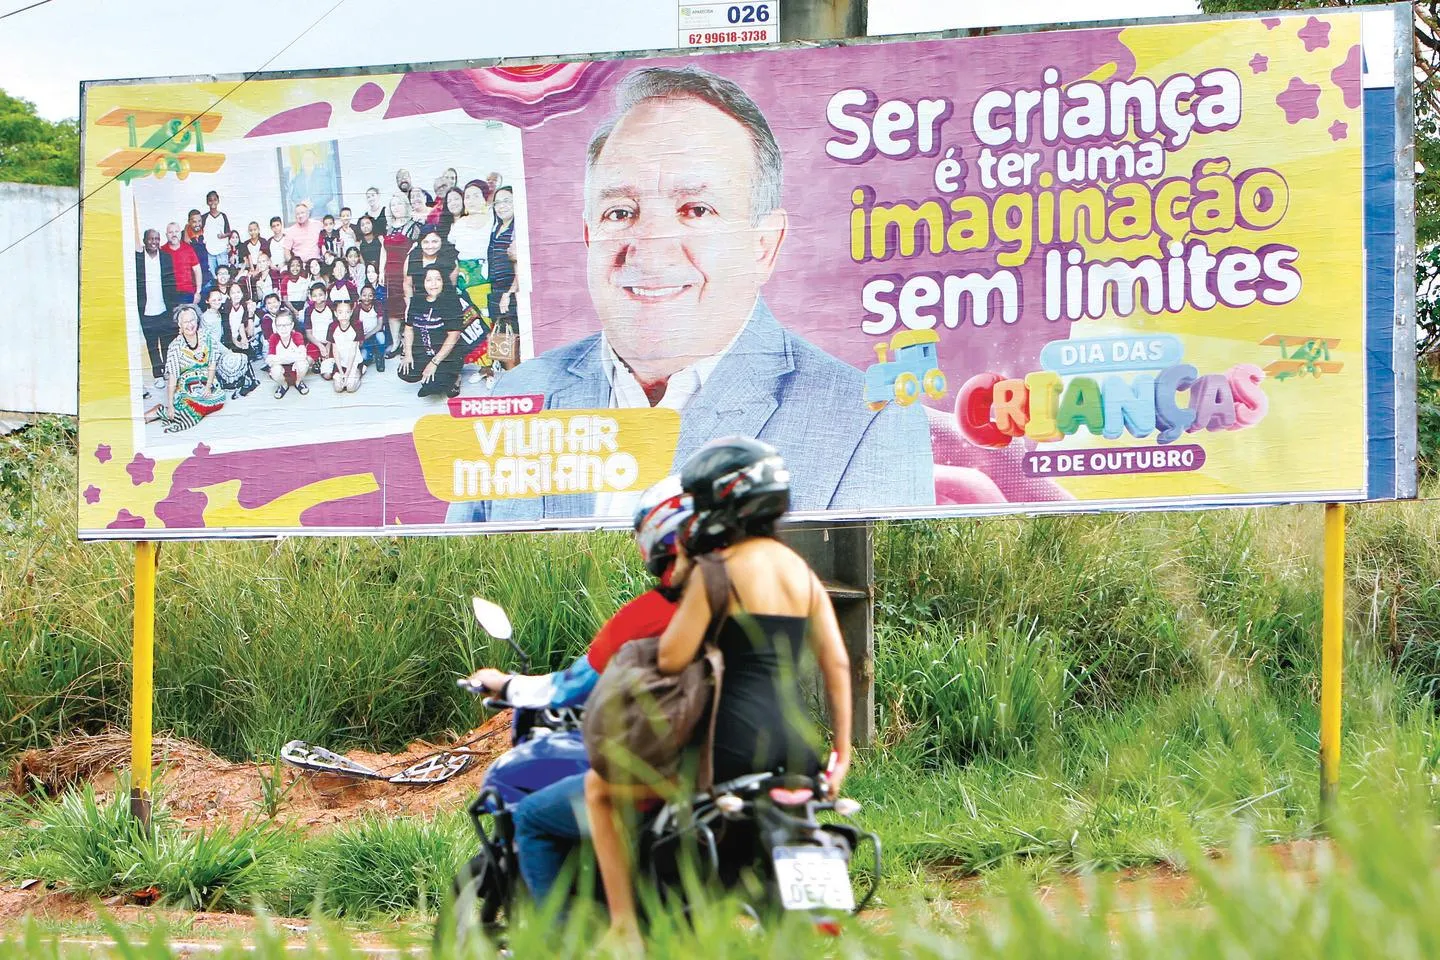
[464, 476, 694, 903]
[584, 437, 854, 944]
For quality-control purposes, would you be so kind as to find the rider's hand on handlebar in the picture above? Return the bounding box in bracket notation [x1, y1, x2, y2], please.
[466, 668, 510, 695]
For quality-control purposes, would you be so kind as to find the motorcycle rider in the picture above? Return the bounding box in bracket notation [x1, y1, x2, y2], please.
[464, 476, 694, 904]
[585, 437, 853, 944]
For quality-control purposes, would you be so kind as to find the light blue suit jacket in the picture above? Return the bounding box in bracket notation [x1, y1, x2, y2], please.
[447, 300, 934, 522]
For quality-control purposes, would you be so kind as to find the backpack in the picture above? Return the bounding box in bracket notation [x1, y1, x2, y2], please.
[582, 555, 729, 791]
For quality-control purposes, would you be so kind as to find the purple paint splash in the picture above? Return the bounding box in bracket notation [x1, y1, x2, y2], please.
[1249, 54, 1269, 74]
[351, 82, 385, 113]
[246, 102, 334, 138]
[94, 444, 112, 463]
[1329, 120, 1348, 141]
[154, 432, 448, 529]
[108, 509, 147, 530]
[83, 485, 100, 504]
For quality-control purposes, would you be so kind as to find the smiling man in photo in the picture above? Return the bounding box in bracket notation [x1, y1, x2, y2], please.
[448, 66, 934, 523]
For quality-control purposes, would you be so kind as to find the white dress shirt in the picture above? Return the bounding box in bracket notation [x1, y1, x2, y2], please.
[142, 251, 167, 317]
[591, 322, 745, 518]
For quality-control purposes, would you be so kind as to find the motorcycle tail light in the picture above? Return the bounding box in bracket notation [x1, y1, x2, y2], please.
[768, 787, 814, 806]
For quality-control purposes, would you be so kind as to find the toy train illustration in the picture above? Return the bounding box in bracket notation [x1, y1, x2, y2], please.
[863, 330, 948, 411]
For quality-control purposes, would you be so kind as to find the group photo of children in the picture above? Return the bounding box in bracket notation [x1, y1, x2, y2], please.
[124, 122, 529, 451]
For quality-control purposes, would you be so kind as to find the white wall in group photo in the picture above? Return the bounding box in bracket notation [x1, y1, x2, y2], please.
[1, 182, 78, 415]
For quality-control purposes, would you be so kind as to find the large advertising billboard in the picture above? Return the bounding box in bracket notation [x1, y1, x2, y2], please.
[76, 9, 1409, 538]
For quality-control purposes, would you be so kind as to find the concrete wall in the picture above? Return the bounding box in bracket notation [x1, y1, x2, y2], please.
[0, 183, 78, 415]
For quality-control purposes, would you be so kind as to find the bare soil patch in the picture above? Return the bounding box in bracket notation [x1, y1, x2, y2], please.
[8, 714, 512, 833]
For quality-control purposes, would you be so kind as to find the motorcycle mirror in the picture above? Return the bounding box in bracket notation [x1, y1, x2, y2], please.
[471, 597, 514, 640]
[472, 597, 529, 671]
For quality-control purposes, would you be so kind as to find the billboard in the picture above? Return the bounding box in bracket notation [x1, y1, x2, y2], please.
[76, 8, 1411, 539]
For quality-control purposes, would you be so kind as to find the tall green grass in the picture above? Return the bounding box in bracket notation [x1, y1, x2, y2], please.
[4, 780, 288, 912]
[8, 416, 1440, 914]
[7, 415, 1426, 764]
[7, 776, 1440, 958]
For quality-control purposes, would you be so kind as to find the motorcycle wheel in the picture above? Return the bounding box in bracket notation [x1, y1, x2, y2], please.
[436, 849, 506, 953]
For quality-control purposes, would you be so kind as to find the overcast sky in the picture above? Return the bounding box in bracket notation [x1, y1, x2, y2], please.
[0, 0, 1197, 122]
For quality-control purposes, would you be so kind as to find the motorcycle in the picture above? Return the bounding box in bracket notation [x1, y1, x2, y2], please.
[439, 598, 882, 947]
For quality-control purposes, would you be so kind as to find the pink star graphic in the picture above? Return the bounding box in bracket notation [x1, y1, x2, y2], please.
[126, 453, 156, 486]
[1249, 53, 1269, 74]
[83, 485, 101, 504]
[1329, 120, 1348, 141]
[193, 442, 212, 458]
[1276, 77, 1322, 124]
[95, 444, 112, 463]
[1262, 17, 1281, 29]
[1298, 16, 1330, 52]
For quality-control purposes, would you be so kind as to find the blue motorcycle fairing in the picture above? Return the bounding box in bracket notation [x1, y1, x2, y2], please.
[480, 729, 589, 809]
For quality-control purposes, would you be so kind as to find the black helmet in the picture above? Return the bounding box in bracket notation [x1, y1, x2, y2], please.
[680, 436, 790, 553]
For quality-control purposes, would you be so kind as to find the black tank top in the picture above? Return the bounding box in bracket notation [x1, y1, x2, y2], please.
[703, 610, 823, 784]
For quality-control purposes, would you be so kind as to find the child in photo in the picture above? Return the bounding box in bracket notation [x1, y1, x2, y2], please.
[357, 216, 382, 273]
[364, 262, 385, 308]
[226, 230, 243, 271]
[337, 207, 359, 254]
[328, 259, 357, 304]
[356, 283, 385, 371]
[250, 253, 280, 305]
[320, 215, 340, 260]
[200, 286, 226, 331]
[344, 247, 365, 288]
[306, 258, 326, 288]
[323, 301, 365, 393]
[224, 283, 257, 363]
[282, 257, 309, 310]
[270, 216, 290, 262]
[266, 308, 311, 397]
[258, 292, 283, 358]
[303, 282, 334, 366]
[205, 263, 234, 300]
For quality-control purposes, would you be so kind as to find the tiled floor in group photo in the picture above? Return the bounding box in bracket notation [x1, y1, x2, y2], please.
[139, 357, 500, 455]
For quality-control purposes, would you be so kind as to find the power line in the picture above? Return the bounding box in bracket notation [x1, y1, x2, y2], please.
[0, 0, 57, 22]
[0, 0, 349, 262]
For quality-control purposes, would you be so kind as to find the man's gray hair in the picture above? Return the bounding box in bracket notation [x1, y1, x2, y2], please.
[586, 66, 783, 224]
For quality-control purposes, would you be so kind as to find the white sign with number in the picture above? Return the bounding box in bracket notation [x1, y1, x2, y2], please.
[772, 846, 855, 912]
[678, 1, 778, 48]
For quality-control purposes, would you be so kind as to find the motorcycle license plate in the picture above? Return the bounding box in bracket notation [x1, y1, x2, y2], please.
[772, 846, 855, 912]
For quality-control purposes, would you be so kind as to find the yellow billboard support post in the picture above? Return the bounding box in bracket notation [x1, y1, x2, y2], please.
[1318, 503, 1346, 823]
[130, 541, 158, 833]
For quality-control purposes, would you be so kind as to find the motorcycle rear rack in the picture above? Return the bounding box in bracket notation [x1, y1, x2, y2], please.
[281, 740, 474, 785]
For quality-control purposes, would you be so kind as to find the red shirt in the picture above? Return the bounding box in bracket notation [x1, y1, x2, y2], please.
[165, 242, 200, 293]
[587, 589, 678, 671]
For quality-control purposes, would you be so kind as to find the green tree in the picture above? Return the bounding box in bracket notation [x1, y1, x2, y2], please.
[0, 89, 78, 187]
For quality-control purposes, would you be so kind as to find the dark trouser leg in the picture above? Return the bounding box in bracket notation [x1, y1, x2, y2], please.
[139, 311, 170, 379]
[417, 349, 465, 396]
